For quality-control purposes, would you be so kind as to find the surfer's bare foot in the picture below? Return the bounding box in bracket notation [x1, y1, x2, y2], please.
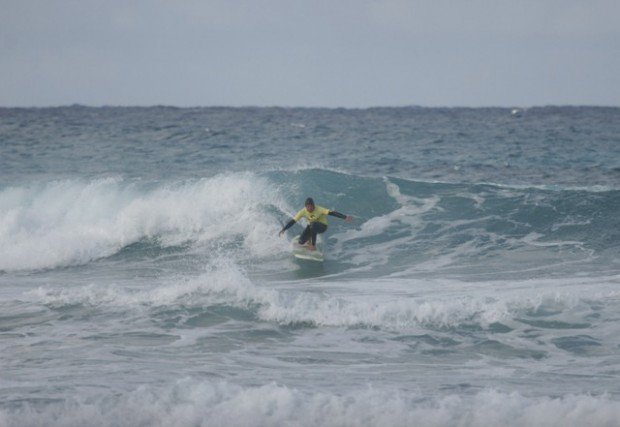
[306, 244, 316, 251]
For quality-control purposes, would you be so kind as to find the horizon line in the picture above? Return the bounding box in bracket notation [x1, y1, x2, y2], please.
[1, 103, 619, 110]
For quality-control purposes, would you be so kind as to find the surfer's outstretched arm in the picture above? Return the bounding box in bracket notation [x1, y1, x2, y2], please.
[278, 219, 296, 237]
[328, 211, 353, 222]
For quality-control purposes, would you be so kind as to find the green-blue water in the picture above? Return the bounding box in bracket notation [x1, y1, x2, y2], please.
[1, 106, 620, 426]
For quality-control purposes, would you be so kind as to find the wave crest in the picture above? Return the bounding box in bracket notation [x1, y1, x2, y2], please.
[0, 174, 287, 271]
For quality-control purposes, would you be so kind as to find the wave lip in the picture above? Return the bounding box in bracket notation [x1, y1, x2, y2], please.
[0, 173, 288, 272]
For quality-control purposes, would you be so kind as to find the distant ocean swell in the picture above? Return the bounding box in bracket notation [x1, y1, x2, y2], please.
[1, 379, 619, 427]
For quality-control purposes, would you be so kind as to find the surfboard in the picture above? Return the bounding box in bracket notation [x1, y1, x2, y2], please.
[291, 235, 324, 262]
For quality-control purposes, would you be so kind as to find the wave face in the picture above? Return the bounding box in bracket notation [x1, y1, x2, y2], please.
[1, 107, 620, 426]
[1, 170, 618, 275]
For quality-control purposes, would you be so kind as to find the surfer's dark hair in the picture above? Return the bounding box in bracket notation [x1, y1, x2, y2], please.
[305, 197, 315, 206]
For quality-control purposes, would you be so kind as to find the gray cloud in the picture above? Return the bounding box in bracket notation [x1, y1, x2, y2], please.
[1, 0, 619, 107]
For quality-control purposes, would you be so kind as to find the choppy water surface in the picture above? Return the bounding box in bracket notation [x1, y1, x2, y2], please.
[1, 106, 620, 426]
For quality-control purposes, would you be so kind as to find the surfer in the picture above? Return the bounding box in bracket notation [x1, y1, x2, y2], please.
[278, 197, 353, 250]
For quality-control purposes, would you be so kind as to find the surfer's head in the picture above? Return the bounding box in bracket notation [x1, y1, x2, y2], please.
[305, 197, 315, 212]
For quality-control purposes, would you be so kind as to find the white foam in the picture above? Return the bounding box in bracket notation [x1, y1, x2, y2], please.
[262, 273, 620, 332]
[0, 173, 290, 271]
[25, 273, 493, 330]
[1, 379, 619, 427]
[254, 281, 528, 329]
[25, 258, 620, 335]
[26, 257, 269, 310]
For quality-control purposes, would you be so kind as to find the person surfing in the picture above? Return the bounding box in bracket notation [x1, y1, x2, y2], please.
[278, 197, 353, 251]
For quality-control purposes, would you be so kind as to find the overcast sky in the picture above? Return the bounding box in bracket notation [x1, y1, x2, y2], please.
[1, 0, 619, 108]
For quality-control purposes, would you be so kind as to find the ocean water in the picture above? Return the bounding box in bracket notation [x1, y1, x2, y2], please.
[1, 106, 620, 426]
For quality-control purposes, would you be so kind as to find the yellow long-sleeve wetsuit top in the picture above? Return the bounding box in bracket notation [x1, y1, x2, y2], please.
[280, 204, 347, 233]
[293, 205, 332, 225]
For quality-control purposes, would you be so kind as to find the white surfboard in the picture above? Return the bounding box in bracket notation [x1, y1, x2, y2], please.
[291, 235, 324, 262]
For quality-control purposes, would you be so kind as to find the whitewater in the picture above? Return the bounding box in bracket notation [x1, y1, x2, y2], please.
[1, 106, 620, 426]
